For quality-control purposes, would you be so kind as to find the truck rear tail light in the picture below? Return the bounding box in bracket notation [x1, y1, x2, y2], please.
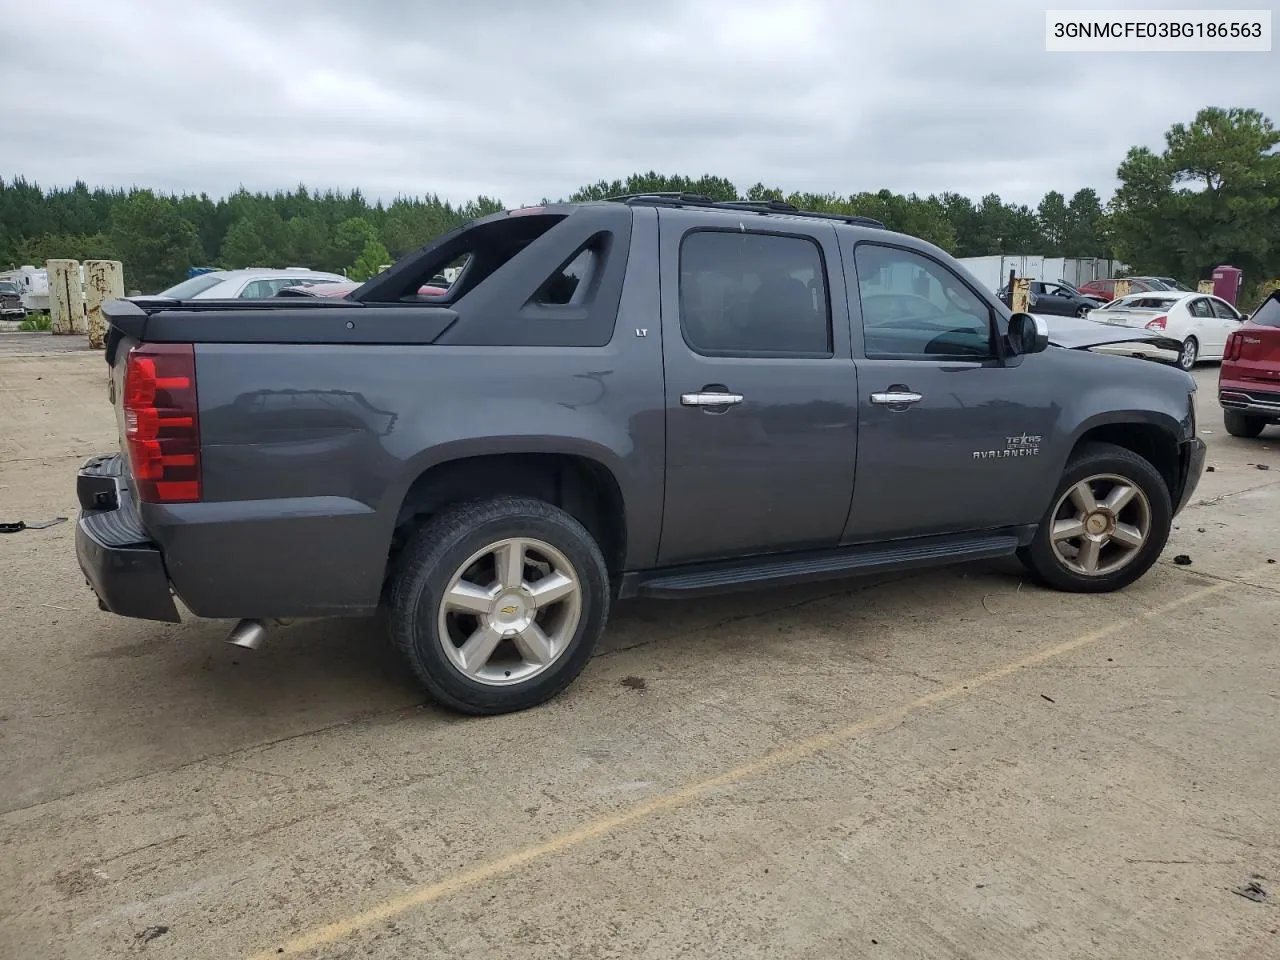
[1144, 315, 1167, 331]
[123, 343, 201, 503]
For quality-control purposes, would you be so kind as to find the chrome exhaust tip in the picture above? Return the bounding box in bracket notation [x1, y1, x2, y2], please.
[225, 618, 267, 652]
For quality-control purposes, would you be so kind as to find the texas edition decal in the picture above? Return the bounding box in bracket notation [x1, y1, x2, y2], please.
[973, 434, 1042, 460]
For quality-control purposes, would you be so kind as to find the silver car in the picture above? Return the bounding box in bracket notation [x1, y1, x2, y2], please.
[154, 268, 349, 300]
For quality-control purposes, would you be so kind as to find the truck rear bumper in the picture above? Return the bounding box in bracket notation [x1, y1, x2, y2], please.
[75, 454, 181, 623]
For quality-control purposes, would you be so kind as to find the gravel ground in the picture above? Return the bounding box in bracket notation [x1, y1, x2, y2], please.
[1, 340, 1278, 960]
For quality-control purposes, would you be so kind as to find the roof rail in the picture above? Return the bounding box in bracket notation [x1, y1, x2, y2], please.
[604, 192, 886, 229]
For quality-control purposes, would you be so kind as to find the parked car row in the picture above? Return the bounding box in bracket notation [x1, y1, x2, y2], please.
[996, 280, 1102, 316]
[1078, 276, 1194, 300]
[1084, 290, 1248, 370]
[274, 280, 449, 299]
[154, 268, 349, 300]
[996, 276, 1198, 316]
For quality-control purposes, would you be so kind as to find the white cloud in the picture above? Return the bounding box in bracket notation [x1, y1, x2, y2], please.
[3, 0, 1274, 206]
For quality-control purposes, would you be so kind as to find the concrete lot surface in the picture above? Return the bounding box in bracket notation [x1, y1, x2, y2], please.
[2, 336, 1278, 959]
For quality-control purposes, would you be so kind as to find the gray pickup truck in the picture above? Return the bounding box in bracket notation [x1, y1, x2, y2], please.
[77, 195, 1205, 714]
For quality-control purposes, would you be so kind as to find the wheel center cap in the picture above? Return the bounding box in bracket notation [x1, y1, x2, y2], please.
[1085, 512, 1111, 536]
[490, 590, 533, 635]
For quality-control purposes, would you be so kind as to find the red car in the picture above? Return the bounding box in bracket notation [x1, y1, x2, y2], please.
[1219, 290, 1280, 437]
[1077, 277, 1164, 302]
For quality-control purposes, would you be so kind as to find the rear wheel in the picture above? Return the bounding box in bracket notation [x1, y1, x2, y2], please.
[386, 496, 609, 715]
[1018, 442, 1172, 593]
[1223, 409, 1267, 438]
[1075, 304, 1092, 318]
[1177, 336, 1199, 370]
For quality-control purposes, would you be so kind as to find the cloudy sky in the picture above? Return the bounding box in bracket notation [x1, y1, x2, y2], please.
[5, 0, 1276, 207]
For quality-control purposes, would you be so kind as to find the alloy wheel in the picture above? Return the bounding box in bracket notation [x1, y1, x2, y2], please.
[1178, 338, 1198, 370]
[1049, 474, 1152, 576]
[436, 537, 582, 686]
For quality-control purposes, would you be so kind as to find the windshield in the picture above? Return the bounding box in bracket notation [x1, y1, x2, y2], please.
[155, 274, 225, 299]
[0, 281, 19, 295]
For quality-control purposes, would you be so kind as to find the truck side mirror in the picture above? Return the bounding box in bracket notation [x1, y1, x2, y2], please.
[1008, 312, 1049, 355]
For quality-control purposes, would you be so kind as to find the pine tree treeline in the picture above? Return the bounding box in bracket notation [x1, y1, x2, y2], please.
[2, 106, 1275, 296]
[0, 176, 1112, 293]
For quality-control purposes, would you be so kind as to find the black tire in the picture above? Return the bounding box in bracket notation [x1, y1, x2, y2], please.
[386, 496, 609, 715]
[1017, 442, 1172, 593]
[1223, 409, 1266, 438]
[1075, 304, 1092, 318]
[1177, 336, 1199, 370]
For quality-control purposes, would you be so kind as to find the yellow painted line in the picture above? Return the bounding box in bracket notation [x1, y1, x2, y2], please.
[248, 567, 1269, 959]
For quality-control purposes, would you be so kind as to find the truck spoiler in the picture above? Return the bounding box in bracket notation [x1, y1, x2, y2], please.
[102, 297, 460, 363]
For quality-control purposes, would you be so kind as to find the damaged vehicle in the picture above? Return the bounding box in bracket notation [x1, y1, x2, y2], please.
[0, 280, 26, 320]
[76, 194, 1205, 714]
[1036, 312, 1185, 364]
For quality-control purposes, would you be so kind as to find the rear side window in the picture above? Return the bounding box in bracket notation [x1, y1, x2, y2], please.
[1188, 298, 1214, 319]
[1251, 296, 1280, 328]
[678, 230, 831, 357]
[532, 243, 601, 307]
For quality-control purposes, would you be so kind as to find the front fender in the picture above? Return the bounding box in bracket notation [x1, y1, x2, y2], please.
[1027, 349, 1195, 507]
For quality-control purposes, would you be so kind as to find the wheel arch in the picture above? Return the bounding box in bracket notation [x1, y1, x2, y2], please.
[386, 448, 628, 582]
[1063, 414, 1184, 503]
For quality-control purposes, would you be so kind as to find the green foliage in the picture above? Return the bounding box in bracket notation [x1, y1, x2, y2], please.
[332, 217, 379, 269]
[1, 106, 1275, 294]
[1111, 106, 1280, 286]
[18, 312, 52, 331]
[349, 238, 391, 281]
[15, 231, 115, 265]
[1037, 191, 1068, 255]
[219, 217, 270, 268]
[1063, 189, 1108, 258]
[108, 191, 205, 292]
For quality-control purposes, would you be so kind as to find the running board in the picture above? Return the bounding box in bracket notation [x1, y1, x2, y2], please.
[619, 531, 1024, 600]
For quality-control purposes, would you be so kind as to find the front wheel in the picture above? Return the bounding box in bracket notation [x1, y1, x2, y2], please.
[1177, 337, 1199, 370]
[386, 496, 610, 715]
[1223, 409, 1267, 438]
[1017, 442, 1172, 593]
[1075, 304, 1092, 318]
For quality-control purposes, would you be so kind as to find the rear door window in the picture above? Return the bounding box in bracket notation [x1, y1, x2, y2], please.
[678, 230, 832, 356]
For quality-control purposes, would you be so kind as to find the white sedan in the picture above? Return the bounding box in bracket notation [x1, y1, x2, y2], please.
[1084, 291, 1247, 370]
[153, 268, 349, 300]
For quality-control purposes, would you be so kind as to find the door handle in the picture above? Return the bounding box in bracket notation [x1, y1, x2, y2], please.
[681, 391, 744, 407]
[870, 391, 923, 407]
